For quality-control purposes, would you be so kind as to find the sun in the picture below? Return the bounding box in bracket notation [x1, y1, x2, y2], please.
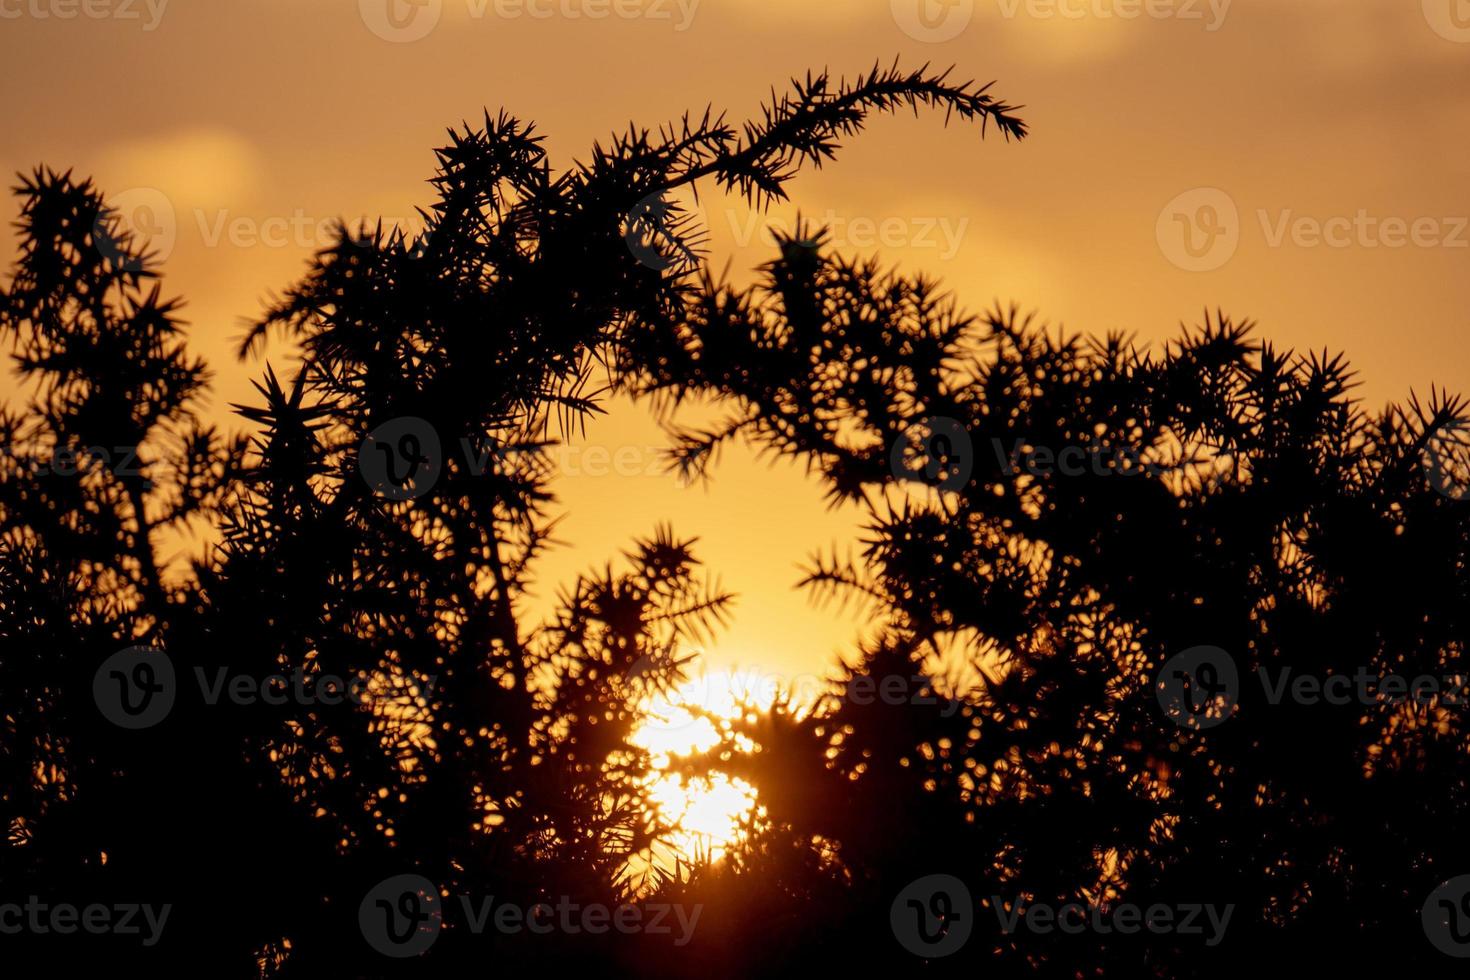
[628, 668, 780, 867]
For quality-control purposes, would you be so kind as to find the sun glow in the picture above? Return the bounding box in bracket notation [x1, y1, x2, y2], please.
[629, 669, 781, 867]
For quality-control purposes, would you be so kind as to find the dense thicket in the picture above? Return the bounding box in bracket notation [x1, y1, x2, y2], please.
[4, 63, 1467, 977]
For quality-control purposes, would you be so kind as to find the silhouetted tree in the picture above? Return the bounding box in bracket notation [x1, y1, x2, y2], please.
[0, 168, 255, 969]
[623, 230, 1470, 976]
[21, 58, 1465, 978]
[2, 64, 1026, 975]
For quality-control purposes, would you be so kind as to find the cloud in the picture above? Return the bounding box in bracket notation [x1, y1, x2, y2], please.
[93, 127, 264, 211]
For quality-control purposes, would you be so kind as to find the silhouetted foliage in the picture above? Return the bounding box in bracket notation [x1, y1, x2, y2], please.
[625, 236, 1470, 976]
[5, 61, 1468, 979]
[1, 66, 1026, 975]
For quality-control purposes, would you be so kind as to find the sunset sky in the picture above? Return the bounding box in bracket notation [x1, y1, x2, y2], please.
[2, 0, 1467, 686]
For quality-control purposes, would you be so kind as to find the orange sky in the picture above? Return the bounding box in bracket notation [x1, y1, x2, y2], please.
[2, 0, 1467, 683]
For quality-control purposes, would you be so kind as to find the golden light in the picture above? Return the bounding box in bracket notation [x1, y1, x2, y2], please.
[629, 668, 783, 867]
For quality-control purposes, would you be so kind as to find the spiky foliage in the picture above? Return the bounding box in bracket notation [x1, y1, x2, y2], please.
[0, 169, 256, 970]
[191, 63, 1012, 975]
[626, 235, 1470, 976]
